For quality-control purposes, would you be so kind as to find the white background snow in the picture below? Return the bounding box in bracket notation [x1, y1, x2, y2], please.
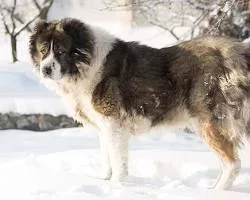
[0, 0, 250, 199]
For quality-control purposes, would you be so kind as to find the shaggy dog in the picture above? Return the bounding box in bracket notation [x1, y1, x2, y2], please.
[29, 18, 250, 189]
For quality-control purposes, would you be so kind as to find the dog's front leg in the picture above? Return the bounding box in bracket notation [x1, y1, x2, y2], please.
[103, 129, 129, 181]
[99, 132, 112, 180]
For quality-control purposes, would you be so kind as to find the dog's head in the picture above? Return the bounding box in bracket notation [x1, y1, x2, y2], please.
[29, 18, 94, 80]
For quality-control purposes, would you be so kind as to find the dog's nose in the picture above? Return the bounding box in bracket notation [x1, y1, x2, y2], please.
[43, 66, 52, 76]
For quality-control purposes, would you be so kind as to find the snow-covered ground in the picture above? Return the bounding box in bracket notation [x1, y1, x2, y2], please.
[0, 127, 250, 200]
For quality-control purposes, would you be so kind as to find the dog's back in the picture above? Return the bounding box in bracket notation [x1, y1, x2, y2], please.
[98, 37, 250, 140]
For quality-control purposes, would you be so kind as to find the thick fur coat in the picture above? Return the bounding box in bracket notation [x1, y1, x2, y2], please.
[29, 18, 250, 189]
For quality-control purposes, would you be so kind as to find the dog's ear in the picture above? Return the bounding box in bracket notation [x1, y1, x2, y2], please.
[61, 18, 94, 65]
[29, 20, 49, 69]
[55, 23, 64, 33]
[61, 18, 94, 51]
[33, 20, 49, 34]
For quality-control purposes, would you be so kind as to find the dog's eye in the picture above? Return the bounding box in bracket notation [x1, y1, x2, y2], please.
[40, 47, 48, 55]
[57, 50, 65, 55]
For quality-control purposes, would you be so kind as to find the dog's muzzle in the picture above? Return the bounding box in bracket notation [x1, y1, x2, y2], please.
[42, 66, 52, 77]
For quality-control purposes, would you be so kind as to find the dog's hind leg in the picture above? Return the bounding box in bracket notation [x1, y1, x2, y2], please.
[201, 121, 241, 189]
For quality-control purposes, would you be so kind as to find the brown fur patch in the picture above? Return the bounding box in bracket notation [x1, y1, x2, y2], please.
[92, 78, 121, 117]
[201, 121, 238, 164]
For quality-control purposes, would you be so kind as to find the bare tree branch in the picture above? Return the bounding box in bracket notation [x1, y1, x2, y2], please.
[149, 21, 180, 40]
[10, 0, 17, 34]
[190, 10, 210, 38]
[101, 0, 245, 41]
[0, 10, 10, 34]
[33, 0, 41, 10]
[101, 0, 212, 41]
[33, 0, 54, 20]
[186, 0, 217, 11]
[15, 13, 41, 36]
[139, 9, 180, 41]
[1, 6, 32, 32]
[41, 0, 54, 20]
[207, 0, 237, 35]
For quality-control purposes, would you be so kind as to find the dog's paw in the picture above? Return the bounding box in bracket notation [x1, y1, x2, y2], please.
[100, 170, 112, 180]
[110, 172, 128, 182]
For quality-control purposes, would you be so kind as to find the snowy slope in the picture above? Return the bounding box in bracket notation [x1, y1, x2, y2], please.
[0, 62, 68, 115]
[0, 127, 249, 200]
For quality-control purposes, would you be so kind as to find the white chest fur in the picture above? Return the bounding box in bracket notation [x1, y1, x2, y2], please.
[71, 92, 107, 129]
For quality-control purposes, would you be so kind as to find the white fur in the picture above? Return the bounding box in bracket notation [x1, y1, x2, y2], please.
[214, 159, 241, 189]
[99, 132, 112, 180]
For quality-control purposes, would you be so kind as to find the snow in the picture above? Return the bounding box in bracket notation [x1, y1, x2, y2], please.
[0, 127, 249, 200]
[0, 62, 69, 115]
[243, 37, 250, 46]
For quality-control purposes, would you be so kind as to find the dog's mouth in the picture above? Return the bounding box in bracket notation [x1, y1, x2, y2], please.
[41, 66, 52, 78]
[40, 67, 63, 81]
[39, 56, 63, 81]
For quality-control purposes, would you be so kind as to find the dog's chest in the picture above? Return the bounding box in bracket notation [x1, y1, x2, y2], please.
[66, 92, 152, 133]
[69, 93, 106, 129]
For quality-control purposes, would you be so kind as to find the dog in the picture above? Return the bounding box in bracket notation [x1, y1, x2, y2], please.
[29, 18, 250, 189]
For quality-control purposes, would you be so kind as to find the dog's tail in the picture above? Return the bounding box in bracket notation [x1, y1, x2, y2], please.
[242, 45, 250, 142]
[216, 41, 250, 145]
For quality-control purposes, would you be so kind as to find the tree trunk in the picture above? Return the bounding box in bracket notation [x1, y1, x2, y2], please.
[10, 35, 17, 63]
[39, 7, 49, 20]
[39, 0, 54, 20]
[119, 0, 135, 28]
